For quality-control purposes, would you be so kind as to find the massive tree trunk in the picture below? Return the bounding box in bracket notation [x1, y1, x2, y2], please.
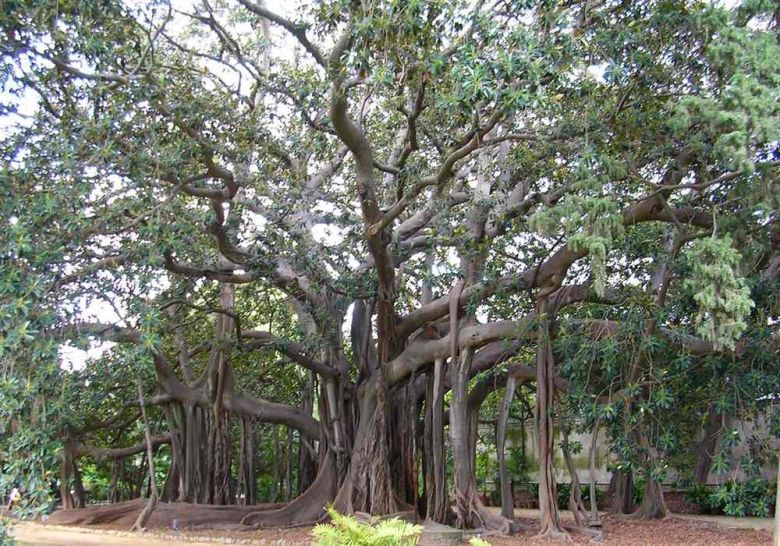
[209, 409, 231, 505]
[389, 381, 418, 507]
[183, 403, 210, 503]
[333, 372, 397, 515]
[609, 469, 634, 514]
[634, 475, 668, 519]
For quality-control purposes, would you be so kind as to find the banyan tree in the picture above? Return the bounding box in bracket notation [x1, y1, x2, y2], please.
[0, 0, 778, 541]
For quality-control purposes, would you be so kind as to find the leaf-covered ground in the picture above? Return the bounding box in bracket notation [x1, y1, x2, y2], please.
[489, 515, 772, 545]
[13, 514, 773, 545]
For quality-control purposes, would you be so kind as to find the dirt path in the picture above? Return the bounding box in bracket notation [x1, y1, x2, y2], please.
[9, 521, 311, 546]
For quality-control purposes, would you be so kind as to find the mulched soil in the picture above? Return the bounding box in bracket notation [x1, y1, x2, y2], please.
[88, 522, 316, 543]
[487, 515, 771, 545]
[663, 491, 704, 514]
[42, 513, 772, 545]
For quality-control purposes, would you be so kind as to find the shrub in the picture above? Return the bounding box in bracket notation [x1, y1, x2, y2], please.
[707, 478, 775, 517]
[684, 483, 713, 512]
[313, 506, 423, 546]
[631, 475, 646, 507]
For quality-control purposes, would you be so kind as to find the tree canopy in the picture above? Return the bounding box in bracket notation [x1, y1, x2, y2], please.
[0, 0, 778, 540]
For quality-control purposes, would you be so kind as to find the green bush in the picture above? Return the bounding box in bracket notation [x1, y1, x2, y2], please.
[707, 478, 774, 517]
[632, 476, 646, 507]
[684, 483, 714, 513]
[313, 506, 422, 546]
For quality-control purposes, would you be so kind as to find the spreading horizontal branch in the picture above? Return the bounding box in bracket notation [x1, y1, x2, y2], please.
[76, 434, 172, 461]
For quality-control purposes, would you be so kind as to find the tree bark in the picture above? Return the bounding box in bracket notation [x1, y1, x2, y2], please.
[298, 372, 317, 495]
[449, 348, 511, 532]
[588, 417, 601, 523]
[634, 476, 668, 519]
[429, 357, 448, 523]
[773, 455, 780, 546]
[272, 425, 281, 502]
[561, 428, 590, 527]
[609, 469, 634, 514]
[284, 426, 293, 501]
[60, 434, 86, 509]
[694, 403, 721, 484]
[209, 283, 234, 505]
[535, 300, 567, 539]
[237, 417, 255, 505]
[131, 373, 159, 532]
[497, 375, 517, 519]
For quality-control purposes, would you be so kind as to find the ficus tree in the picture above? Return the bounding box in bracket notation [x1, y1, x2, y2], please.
[0, 0, 778, 540]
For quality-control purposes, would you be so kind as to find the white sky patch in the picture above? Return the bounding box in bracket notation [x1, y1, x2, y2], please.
[59, 342, 116, 371]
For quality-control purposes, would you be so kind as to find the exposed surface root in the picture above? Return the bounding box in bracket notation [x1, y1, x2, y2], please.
[239, 453, 336, 528]
[564, 523, 604, 542]
[45, 498, 283, 528]
[536, 525, 572, 541]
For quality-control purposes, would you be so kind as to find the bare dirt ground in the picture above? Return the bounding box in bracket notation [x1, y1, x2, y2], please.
[9, 511, 774, 545]
[10, 520, 313, 545]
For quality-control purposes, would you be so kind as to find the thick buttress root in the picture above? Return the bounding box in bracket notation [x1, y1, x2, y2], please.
[45, 498, 282, 528]
[454, 486, 514, 534]
[239, 452, 337, 528]
[629, 478, 669, 520]
[47, 456, 336, 531]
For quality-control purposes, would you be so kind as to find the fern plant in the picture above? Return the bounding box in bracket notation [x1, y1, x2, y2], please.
[313, 506, 423, 546]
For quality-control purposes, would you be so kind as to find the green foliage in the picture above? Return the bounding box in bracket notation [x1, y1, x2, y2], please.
[313, 506, 422, 546]
[708, 478, 774, 517]
[0, 0, 778, 521]
[684, 483, 714, 513]
[469, 538, 493, 546]
[530, 193, 624, 297]
[683, 235, 754, 350]
[0, 519, 14, 545]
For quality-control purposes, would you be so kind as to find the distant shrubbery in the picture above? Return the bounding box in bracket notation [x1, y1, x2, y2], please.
[685, 478, 775, 517]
